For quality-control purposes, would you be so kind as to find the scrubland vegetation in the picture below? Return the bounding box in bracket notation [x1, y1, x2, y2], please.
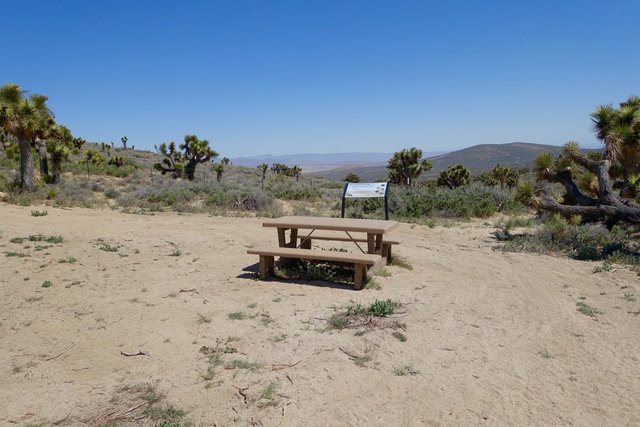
[1, 84, 639, 276]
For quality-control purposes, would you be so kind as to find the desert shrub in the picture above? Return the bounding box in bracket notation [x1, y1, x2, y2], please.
[0, 171, 10, 192]
[53, 181, 96, 207]
[104, 187, 120, 199]
[104, 163, 138, 177]
[269, 183, 321, 200]
[390, 182, 497, 219]
[147, 187, 196, 206]
[503, 214, 636, 261]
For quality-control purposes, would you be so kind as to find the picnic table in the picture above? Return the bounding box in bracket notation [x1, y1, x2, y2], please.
[247, 216, 400, 289]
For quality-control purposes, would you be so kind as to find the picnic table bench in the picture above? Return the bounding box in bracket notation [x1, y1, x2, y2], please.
[247, 216, 399, 289]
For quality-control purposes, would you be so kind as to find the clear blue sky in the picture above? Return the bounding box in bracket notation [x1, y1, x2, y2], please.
[2, 0, 638, 157]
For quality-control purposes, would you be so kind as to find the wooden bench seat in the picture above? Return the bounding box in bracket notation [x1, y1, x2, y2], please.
[298, 233, 400, 259]
[247, 246, 382, 289]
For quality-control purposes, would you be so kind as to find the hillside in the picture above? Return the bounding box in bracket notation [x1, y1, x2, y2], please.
[309, 142, 581, 181]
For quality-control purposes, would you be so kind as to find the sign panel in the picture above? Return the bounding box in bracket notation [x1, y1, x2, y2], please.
[344, 182, 388, 199]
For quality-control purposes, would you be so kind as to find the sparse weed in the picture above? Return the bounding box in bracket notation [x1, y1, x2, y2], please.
[539, 349, 553, 359]
[389, 255, 413, 270]
[593, 261, 613, 273]
[270, 334, 287, 343]
[197, 312, 212, 324]
[5, 251, 26, 257]
[30, 210, 48, 217]
[99, 243, 119, 252]
[225, 359, 263, 371]
[392, 331, 407, 342]
[393, 365, 418, 376]
[365, 278, 382, 290]
[258, 381, 280, 407]
[576, 301, 602, 317]
[9, 237, 24, 244]
[46, 235, 63, 244]
[328, 299, 401, 330]
[41, 280, 52, 288]
[374, 268, 391, 277]
[228, 312, 247, 320]
[58, 257, 77, 264]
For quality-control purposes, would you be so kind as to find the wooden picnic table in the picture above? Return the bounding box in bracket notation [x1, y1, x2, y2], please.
[262, 216, 398, 259]
[249, 216, 400, 289]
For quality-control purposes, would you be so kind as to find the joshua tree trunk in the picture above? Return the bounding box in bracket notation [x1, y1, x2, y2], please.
[537, 154, 640, 225]
[18, 137, 35, 191]
[51, 160, 61, 184]
[185, 159, 197, 181]
[37, 142, 49, 178]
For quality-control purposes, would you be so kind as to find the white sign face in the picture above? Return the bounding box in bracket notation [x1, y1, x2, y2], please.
[344, 182, 388, 198]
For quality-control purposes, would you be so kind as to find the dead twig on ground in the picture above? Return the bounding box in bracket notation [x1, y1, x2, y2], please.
[233, 385, 249, 404]
[179, 288, 198, 293]
[120, 351, 149, 357]
[338, 346, 358, 359]
[271, 360, 300, 371]
[45, 343, 76, 361]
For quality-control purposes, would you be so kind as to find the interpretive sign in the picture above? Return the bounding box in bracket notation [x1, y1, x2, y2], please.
[341, 182, 390, 220]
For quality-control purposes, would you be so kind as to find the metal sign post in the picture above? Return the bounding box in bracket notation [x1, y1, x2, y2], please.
[341, 182, 390, 220]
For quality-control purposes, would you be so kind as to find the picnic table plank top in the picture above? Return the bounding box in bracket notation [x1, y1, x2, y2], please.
[262, 216, 398, 234]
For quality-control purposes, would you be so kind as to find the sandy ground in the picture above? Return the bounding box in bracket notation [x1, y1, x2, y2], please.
[0, 204, 639, 426]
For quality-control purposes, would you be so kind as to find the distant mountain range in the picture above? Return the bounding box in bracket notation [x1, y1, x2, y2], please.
[308, 142, 593, 181]
[233, 143, 599, 181]
[232, 151, 444, 173]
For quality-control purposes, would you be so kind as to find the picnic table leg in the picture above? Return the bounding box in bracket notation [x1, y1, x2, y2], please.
[277, 228, 287, 247]
[354, 263, 367, 290]
[259, 255, 275, 279]
[367, 233, 384, 254]
[367, 233, 375, 253]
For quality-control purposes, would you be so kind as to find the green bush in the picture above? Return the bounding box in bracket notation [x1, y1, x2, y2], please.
[270, 183, 321, 200]
[503, 214, 635, 261]
[390, 182, 498, 219]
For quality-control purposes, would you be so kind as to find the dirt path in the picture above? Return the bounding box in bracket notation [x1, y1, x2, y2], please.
[0, 204, 638, 426]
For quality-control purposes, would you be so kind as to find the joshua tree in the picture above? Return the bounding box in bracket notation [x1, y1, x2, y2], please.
[46, 124, 75, 183]
[437, 164, 470, 189]
[121, 136, 128, 150]
[258, 163, 268, 190]
[108, 155, 125, 167]
[214, 162, 224, 182]
[387, 147, 432, 186]
[154, 134, 218, 180]
[222, 157, 230, 166]
[290, 165, 302, 182]
[484, 163, 519, 189]
[154, 141, 184, 178]
[0, 83, 55, 191]
[85, 150, 104, 165]
[271, 163, 290, 175]
[591, 96, 640, 188]
[0, 129, 18, 161]
[520, 96, 640, 225]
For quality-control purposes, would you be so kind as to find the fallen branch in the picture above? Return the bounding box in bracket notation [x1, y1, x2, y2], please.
[120, 351, 149, 357]
[271, 360, 301, 371]
[179, 288, 198, 293]
[45, 343, 76, 361]
[338, 346, 358, 359]
[233, 385, 249, 404]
